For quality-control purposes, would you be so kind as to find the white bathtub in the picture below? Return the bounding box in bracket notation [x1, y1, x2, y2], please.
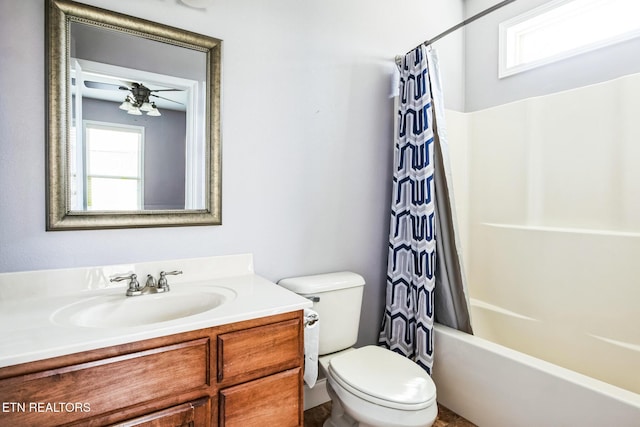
[432, 319, 640, 426]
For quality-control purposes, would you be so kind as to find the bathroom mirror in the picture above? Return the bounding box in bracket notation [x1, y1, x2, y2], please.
[46, 0, 222, 230]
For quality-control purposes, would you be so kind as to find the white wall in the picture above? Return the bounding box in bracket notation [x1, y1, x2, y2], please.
[0, 0, 464, 346]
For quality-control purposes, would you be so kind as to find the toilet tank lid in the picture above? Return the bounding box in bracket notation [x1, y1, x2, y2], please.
[278, 271, 365, 294]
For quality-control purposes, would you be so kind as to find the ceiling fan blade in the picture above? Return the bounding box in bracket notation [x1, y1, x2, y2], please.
[150, 94, 185, 105]
[83, 80, 130, 91]
[149, 88, 184, 92]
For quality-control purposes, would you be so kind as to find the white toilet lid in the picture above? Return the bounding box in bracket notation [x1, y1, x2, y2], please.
[328, 345, 436, 410]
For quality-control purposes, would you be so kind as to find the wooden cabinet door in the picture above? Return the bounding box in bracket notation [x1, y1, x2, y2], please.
[219, 368, 302, 427]
[114, 397, 211, 427]
[217, 318, 302, 385]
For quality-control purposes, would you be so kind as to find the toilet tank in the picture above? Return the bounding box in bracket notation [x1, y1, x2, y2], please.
[278, 272, 365, 356]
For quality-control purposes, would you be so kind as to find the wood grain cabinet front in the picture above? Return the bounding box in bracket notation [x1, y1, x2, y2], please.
[0, 310, 304, 427]
[115, 397, 211, 427]
[217, 318, 301, 384]
[219, 368, 302, 427]
[0, 339, 209, 426]
[216, 318, 304, 427]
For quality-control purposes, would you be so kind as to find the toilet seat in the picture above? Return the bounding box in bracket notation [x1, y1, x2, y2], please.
[328, 345, 436, 411]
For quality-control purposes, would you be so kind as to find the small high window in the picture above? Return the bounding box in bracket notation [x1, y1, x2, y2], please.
[499, 0, 640, 78]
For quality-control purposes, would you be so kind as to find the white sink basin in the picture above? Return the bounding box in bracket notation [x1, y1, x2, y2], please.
[51, 286, 237, 328]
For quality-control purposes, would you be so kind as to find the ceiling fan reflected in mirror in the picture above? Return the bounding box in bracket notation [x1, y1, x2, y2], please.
[83, 80, 185, 117]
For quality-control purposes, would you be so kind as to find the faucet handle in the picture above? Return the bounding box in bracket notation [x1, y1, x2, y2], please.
[110, 273, 142, 296]
[157, 270, 182, 292]
[161, 270, 183, 276]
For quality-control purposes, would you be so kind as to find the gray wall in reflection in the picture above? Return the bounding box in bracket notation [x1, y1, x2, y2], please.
[82, 98, 186, 210]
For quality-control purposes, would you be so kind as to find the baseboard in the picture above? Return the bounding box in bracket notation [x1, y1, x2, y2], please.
[304, 378, 330, 410]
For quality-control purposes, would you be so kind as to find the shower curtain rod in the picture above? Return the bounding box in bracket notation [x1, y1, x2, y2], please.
[418, 0, 517, 48]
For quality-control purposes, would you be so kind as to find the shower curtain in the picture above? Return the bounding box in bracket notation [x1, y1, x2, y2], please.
[379, 46, 472, 374]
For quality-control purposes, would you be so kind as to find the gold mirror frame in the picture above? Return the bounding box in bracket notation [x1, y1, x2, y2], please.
[46, 0, 222, 230]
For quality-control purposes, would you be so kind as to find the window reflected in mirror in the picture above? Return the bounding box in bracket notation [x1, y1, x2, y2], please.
[70, 122, 144, 211]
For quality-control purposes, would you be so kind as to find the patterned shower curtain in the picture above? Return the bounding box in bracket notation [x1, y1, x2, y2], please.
[379, 45, 454, 374]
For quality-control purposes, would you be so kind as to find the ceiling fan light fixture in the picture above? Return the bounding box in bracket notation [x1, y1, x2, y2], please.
[139, 101, 154, 112]
[112, 82, 183, 117]
[147, 104, 161, 116]
[119, 99, 133, 111]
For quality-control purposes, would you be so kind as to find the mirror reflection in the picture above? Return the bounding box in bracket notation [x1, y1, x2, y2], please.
[46, 0, 222, 230]
[69, 22, 206, 211]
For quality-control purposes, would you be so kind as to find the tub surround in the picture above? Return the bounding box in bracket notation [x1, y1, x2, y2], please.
[0, 254, 312, 368]
[447, 73, 640, 395]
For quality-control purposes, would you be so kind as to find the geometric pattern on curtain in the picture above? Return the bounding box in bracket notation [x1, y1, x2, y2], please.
[379, 45, 437, 374]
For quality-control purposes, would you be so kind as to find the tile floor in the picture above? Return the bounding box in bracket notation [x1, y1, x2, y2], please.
[303, 401, 477, 427]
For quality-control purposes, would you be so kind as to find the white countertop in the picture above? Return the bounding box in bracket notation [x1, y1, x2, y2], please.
[0, 254, 311, 368]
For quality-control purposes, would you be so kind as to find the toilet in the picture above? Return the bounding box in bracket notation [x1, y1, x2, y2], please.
[278, 272, 437, 427]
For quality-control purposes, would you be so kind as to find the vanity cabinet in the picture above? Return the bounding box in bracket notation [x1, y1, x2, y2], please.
[0, 311, 304, 427]
[117, 397, 211, 427]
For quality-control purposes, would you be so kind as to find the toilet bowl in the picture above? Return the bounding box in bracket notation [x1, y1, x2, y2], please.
[322, 346, 437, 427]
[278, 272, 437, 427]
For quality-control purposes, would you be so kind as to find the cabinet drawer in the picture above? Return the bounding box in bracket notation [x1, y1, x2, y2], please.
[219, 368, 302, 427]
[0, 338, 209, 427]
[216, 319, 301, 384]
[114, 397, 210, 427]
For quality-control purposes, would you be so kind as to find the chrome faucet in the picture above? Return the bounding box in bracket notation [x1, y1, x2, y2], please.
[110, 270, 182, 296]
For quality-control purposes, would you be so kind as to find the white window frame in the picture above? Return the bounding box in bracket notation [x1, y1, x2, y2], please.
[499, 0, 640, 78]
[82, 120, 145, 211]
